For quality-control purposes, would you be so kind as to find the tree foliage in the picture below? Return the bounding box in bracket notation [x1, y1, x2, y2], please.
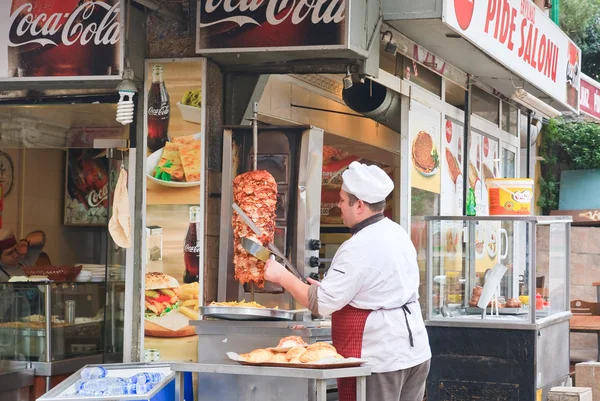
[560, 0, 600, 79]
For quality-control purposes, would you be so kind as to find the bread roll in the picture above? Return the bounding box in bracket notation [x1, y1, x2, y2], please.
[285, 346, 307, 361]
[299, 342, 338, 363]
[240, 348, 274, 363]
[277, 336, 307, 348]
[271, 353, 288, 363]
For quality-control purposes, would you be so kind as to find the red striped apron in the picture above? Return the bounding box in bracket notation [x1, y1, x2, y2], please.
[331, 305, 373, 401]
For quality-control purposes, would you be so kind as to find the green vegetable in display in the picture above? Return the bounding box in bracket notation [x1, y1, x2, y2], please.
[181, 89, 202, 108]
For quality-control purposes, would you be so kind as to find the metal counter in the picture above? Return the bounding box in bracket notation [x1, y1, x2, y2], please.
[171, 363, 371, 401]
[426, 313, 571, 401]
[191, 319, 333, 401]
[0, 363, 34, 401]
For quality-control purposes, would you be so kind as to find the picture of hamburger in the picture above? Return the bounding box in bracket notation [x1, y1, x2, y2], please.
[145, 272, 180, 318]
[412, 131, 439, 176]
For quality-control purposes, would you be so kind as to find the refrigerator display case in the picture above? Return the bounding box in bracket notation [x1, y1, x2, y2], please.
[36, 362, 191, 401]
[423, 216, 572, 401]
[0, 281, 123, 377]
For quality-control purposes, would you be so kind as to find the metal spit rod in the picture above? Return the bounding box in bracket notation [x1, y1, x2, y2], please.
[251, 101, 258, 300]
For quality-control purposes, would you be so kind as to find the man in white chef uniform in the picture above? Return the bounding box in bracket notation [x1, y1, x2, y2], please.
[265, 162, 431, 401]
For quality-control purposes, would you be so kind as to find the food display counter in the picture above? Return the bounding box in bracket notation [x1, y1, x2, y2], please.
[0, 281, 123, 392]
[0, 361, 35, 401]
[424, 216, 572, 401]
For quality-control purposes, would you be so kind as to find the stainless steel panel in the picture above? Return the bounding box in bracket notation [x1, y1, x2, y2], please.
[32, 354, 104, 377]
[536, 320, 570, 388]
[0, 368, 34, 392]
[295, 127, 324, 281]
[194, 321, 333, 401]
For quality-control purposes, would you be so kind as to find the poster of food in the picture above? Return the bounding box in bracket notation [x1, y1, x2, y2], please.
[468, 132, 484, 216]
[440, 119, 464, 278]
[321, 146, 393, 226]
[64, 149, 115, 226]
[145, 60, 205, 206]
[410, 101, 441, 194]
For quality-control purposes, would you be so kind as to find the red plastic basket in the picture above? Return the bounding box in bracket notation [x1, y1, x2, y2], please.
[22, 265, 83, 282]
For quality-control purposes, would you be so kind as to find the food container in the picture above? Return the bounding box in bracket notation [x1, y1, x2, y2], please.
[146, 226, 163, 263]
[176, 102, 201, 124]
[65, 300, 76, 324]
[486, 178, 534, 216]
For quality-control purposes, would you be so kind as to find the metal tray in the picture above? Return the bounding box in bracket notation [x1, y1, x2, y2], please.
[466, 306, 528, 315]
[237, 359, 366, 369]
[199, 306, 294, 321]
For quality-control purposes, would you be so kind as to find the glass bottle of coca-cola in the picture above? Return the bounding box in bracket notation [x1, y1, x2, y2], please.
[183, 206, 201, 283]
[147, 64, 170, 152]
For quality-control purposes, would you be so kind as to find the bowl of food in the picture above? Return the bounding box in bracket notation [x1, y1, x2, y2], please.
[176, 89, 202, 124]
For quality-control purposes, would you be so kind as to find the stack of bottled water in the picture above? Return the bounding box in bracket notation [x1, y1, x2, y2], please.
[75, 366, 165, 396]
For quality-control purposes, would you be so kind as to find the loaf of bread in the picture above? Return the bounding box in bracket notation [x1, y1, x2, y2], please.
[299, 342, 338, 363]
[240, 348, 275, 363]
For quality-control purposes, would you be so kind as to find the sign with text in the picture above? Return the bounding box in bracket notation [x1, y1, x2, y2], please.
[197, 0, 348, 52]
[0, 0, 122, 81]
[580, 74, 600, 121]
[443, 0, 580, 112]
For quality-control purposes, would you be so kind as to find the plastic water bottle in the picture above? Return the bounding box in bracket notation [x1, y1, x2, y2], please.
[130, 372, 164, 385]
[80, 366, 107, 381]
[136, 382, 154, 394]
[124, 382, 137, 395]
[106, 378, 127, 395]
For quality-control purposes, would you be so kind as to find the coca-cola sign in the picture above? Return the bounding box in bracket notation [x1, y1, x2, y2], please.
[148, 105, 170, 117]
[1, 0, 123, 81]
[197, 0, 349, 51]
[65, 149, 116, 226]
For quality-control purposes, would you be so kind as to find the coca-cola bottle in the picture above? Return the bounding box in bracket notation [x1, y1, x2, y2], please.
[147, 65, 170, 152]
[183, 206, 201, 283]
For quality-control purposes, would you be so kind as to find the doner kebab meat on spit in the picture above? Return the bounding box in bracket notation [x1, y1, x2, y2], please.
[232, 170, 277, 287]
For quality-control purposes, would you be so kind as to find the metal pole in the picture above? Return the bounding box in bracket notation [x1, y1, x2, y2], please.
[526, 111, 532, 178]
[45, 287, 52, 363]
[463, 77, 472, 216]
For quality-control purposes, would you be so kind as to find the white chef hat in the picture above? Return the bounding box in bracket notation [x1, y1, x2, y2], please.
[341, 162, 394, 203]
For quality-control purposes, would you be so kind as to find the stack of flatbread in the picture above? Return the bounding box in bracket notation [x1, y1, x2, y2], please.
[155, 135, 201, 182]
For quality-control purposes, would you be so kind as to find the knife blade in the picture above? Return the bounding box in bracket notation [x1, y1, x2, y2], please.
[232, 203, 263, 238]
[240, 237, 271, 262]
[240, 237, 308, 284]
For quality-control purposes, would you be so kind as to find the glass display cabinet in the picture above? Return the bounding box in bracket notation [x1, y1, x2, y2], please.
[423, 216, 572, 401]
[0, 281, 122, 374]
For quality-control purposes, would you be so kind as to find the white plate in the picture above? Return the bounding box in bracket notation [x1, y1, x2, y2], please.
[147, 133, 202, 188]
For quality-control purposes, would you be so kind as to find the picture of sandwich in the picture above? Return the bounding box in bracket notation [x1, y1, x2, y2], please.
[482, 163, 495, 183]
[412, 131, 439, 176]
[468, 162, 480, 189]
[445, 147, 461, 184]
[144, 272, 181, 318]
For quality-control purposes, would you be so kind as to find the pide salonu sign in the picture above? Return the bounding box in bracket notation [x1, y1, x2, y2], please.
[444, 0, 581, 112]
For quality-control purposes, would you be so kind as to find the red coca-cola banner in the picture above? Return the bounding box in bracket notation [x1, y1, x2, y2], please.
[1, 0, 123, 81]
[197, 0, 348, 51]
[580, 74, 600, 121]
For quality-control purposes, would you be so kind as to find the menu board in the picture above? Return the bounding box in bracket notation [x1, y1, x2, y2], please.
[409, 101, 441, 194]
[142, 60, 205, 358]
[320, 146, 393, 226]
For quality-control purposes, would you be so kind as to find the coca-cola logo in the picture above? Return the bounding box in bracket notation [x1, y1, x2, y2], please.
[200, 0, 346, 28]
[148, 105, 170, 117]
[184, 244, 200, 253]
[87, 185, 108, 208]
[9, 1, 120, 48]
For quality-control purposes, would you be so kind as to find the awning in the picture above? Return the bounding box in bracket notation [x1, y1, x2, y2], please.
[383, 0, 580, 115]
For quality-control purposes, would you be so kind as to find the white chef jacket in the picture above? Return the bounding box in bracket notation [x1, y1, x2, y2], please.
[317, 217, 431, 373]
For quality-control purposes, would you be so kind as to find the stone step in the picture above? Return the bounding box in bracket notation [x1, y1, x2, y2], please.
[548, 387, 592, 401]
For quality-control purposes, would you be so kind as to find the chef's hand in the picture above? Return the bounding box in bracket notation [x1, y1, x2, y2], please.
[307, 277, 320, 286]
[264, 258, 288, 284]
